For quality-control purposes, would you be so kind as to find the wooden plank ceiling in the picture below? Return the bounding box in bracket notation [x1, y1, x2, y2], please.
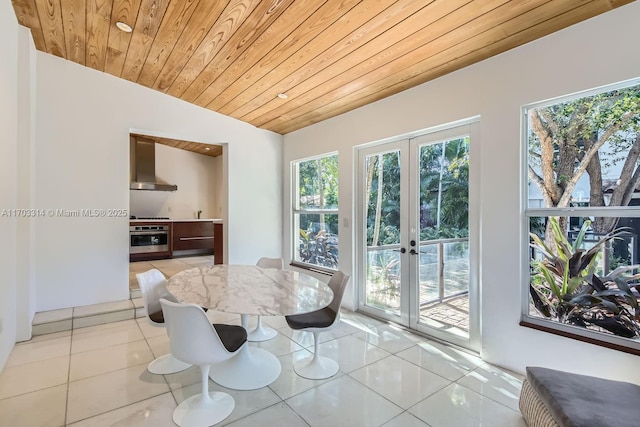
[12, 0, 633, 135]
[131, 133, 223, 157]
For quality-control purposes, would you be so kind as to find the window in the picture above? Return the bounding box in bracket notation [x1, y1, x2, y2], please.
[524, 79, 640, 352]
[292, 153, 339, 271]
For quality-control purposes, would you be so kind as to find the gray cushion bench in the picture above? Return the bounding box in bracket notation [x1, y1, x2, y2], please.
[519, 366, 640, 427]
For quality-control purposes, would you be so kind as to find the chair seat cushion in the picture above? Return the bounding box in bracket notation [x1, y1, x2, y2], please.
[286, 307, 336, 330]
[149, 307, 208, 325]
[213, 324, 247, 352]
[526, 366, 640, 427]
[148, 310, 164, 324]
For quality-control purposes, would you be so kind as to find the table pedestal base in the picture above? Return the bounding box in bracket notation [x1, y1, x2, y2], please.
[241, 314, 278, 342]
[248, 323, 278, 342]
[210, 345, 281, 390]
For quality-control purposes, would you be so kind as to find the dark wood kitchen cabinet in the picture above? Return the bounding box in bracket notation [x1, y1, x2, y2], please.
[172, 221, 214, 252]
[212, 222, 223, 264]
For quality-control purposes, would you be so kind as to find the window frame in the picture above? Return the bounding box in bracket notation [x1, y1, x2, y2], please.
[521, 78, 640, 354]
[291, 152, 339, 273]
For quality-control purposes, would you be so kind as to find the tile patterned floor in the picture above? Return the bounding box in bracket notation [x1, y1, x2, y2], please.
[0, 308, 526, 427]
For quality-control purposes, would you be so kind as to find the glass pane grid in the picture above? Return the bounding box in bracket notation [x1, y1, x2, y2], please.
[293, 154, 339, 270]
[524, 80, 640, 347]
[364, 150, 402, 315]
[417, 137, 470, 336]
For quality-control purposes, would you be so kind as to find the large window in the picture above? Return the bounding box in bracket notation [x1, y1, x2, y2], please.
[524, 79, 640, 352]
[292, 153, 339, 270]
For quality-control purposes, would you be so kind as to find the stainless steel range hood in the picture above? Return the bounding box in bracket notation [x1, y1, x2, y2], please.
[130, 136, 178, 191]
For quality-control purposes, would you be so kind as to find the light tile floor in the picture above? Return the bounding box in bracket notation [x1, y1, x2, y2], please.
[0, 309, 526, 427]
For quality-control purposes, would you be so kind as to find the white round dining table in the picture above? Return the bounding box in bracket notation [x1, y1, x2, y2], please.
[167, 264, 333, 390]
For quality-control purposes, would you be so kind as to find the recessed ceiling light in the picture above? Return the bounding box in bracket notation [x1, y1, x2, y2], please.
[116, 21, 133, 33]
[205, 147, 210, 151]
[277, 93, 288, 99]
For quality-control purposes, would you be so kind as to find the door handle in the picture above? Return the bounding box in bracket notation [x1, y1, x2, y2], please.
[393, 248, 407, 254]
[409, 249, 418, 255]
[179, 236, 214, 241]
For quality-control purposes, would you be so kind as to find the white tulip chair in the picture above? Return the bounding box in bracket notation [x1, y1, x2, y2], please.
[160, 298, 247, 427]
[285, 271, 349, 379]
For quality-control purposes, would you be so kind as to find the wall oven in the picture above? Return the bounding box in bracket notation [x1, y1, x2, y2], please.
[129, 224, 171, 259]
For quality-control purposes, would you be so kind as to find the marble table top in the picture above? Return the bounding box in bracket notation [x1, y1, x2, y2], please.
[166, 265, 334, 316]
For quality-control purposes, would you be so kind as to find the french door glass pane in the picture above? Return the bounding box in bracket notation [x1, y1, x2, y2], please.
[418, 244, 438, 302]
[443, 240, 470, 299]
[365, 248, 401, 313]
[418, 138, 470, 334]
[364, 150, 401, 315]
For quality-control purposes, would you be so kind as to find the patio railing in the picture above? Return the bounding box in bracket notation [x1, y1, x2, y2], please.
[418, 238, 469, 306]
[365, 238, 469, 309]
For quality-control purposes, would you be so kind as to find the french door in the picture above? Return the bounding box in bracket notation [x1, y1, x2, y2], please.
[356, 123, 480, 351]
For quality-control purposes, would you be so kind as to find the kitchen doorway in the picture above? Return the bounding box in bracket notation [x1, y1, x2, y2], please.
[128, 131, 227, 290]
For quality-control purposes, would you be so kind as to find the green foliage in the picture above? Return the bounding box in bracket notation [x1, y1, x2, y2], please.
[363, 137, 470, 246]
[366, 152, 401, 246]
[367, 251, 400, 290]
[365, 249, 401, 309]
[529, 217, 545, 237]
[297, 154, 339, 268]
[529, 217, 640, 338]
[298, 155, 339, 209]
[419, 138, 469, 240]
[298, 228, 338, 269]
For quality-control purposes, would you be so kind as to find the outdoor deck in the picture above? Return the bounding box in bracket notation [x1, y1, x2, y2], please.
[420, 294, 469, 333]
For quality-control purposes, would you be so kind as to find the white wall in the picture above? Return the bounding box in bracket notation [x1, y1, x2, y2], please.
[33, 52, 282, 311]
[283, 2, 640, 382]
[129, 144, 220, 219]
[211, 154, 225, 219]
[15, 26, 37, 342]
[0, 0, 19, 369]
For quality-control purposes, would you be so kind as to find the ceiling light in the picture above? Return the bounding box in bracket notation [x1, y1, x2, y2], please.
[205, 147, 210, 151]
[277, 93, 288, 99]
[116, 21, 133, 33]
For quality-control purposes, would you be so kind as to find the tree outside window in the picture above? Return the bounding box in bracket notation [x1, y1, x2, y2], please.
[526, 80, 640, 345]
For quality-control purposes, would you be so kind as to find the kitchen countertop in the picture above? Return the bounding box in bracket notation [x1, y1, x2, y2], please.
[130, 218, 223, 223]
